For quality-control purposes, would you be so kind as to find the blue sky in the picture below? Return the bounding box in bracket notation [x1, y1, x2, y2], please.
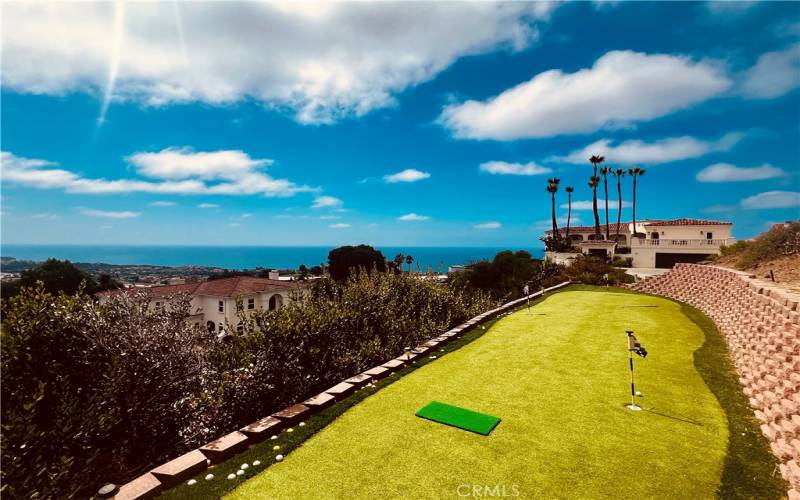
[1, 1, 799, 247]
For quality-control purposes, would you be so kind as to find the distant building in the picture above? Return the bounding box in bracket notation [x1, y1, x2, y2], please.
[545, 218, 735, 269]
[99, 276, 308, 336]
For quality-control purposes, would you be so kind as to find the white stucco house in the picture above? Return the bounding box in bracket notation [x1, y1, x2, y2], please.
[100, 276, 308, 335]
[545, 218, 735, 269]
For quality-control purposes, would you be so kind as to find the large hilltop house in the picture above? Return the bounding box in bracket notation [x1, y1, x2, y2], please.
[545, 218, 735, 269]
[100, 276, 308, 335]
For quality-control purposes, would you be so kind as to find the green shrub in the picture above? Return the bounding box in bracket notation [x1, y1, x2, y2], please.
[564, 255, 634, 285]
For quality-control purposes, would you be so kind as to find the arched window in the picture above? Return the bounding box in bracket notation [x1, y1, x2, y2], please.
[268, 294, 283, 311]
[206, 321, 215, 334]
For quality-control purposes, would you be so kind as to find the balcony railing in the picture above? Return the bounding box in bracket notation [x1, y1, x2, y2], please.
[631, 238, 735, 248]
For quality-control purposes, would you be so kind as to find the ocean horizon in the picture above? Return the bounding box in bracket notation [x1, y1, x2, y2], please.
[0, 244, 545, 271]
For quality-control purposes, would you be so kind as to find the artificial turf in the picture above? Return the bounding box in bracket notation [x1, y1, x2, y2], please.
[415, 401, 501, 436]
[228, 288, 786, 499]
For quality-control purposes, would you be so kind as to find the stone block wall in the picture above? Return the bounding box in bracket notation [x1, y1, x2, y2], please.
[629, 263, 800, 497]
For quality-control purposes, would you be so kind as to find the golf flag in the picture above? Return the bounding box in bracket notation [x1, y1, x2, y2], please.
[627, 332, 648, 358]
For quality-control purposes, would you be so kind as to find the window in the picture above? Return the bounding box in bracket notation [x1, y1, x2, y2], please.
[236, 322, 244, 334]
[206, 321, 215, 334]
[218, 323, 224, 333]
[706, 232, 713, 239]
[218, 300, 224, 313]
[651, 232, 659, 239]
[248, 298, 255, 310]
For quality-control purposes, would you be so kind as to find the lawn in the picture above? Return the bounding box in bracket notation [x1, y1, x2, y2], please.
[226, 288, 784, 499]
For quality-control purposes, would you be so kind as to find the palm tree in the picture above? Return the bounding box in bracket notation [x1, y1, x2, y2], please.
[587, 176, 600, 240]
[405, 254, 414, 274]
[600, 166, 611, 240]
[629, 167, 646, 237]
[565, 186, 574, 241]
[612, 168, 626, 241]
[589, 155, 604, 238]
[546, 178, 561, 240]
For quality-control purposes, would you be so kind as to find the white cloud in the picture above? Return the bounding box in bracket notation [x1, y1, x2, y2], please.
[229, 222, 241, 228]
[740, 44, 800, 99]
[80, 208, 140, 219]
[319, 215, 341, 220]
[2, 3, 554, 124]
[398, 213, 430, 221]
[31, 212, 61, 219]
[561, 200, 632, 210]
[440, 51, 730, 140]
[479, 161, 551, 176]
[741, 191, 800, 209]
[149, 201, 176, 207]
[197, 203, 218, 208]
[329, 223, 351, 229]
[240, 213, 252, 218]
[0, 149, 311, 197]
[383, 169, 431, 183]
[312, 196, 343, 209]
[696, 163, 785, 182]
[555, 132, 743, 165]
[474, 221, 501, 229]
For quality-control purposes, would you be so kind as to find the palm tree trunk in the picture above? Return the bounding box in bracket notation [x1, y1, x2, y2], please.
[632, 176, 637, 236]
[616, 178, 622, 241]
[551, 192, 559, 240]
[592, 186, 600, 237]
[603, 176, 609, 240]
[566, 194, 572, 240]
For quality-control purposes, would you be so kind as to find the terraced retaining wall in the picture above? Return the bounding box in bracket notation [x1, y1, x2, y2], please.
[106, 282, 572, 499]
[629, 263, 800, 498]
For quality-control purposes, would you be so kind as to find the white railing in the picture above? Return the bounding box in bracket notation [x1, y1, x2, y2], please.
[631, 238, 735, 248]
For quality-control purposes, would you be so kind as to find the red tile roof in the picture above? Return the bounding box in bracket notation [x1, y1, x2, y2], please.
[103, 276, 306, 298]
[643, 218, 732, 227]
[546, 223, 632, 234]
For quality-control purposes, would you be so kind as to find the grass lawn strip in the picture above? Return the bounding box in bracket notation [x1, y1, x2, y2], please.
[229, 289, 730, 499]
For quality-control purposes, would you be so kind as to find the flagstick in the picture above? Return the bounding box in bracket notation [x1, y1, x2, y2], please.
[626, 332, 642, 411]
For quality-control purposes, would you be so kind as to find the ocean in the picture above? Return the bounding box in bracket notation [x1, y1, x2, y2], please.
[0, 245, 545, 271]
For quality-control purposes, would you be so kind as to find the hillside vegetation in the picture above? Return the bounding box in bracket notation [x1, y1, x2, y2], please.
[715, 222, 800, 291]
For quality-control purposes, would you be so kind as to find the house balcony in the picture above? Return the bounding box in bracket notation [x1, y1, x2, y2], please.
[631, 238, 735, 248]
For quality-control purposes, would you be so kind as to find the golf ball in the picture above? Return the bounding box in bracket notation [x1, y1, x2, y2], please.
[252, 460, 261, 466]
[287, 428, 293, 433]
[299, 422, 306, 427]
[273, 445, 281, 451]
[241, 463, 249, 470]
[236, 469, 244, 476]
[227, 474, 236, 480]
[205, 474, 214, 481]
[187, 479, 197, 486]
[270, 435, 278, 440]
[276, 454, 284, 462]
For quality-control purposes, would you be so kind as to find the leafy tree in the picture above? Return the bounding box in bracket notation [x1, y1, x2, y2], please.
[450, 250, 548, 300]
[327, 245, 387, 281]
[405, 254, 414, 274]
[1, 259, 121, 299]
[309, 265, 324, 276]
[297, 264, 309, 280]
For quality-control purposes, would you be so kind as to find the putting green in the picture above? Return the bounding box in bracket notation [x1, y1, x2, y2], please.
[230, 290, 729, 499]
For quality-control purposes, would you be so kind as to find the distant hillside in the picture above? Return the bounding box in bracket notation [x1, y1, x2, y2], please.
[715, 222, 800, 291]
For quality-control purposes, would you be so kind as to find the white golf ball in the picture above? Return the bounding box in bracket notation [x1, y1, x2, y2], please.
[270, 435, 278, 440]
[236, 469, 244, 476]
[240, 463, 249, 470]
[299, 422, 306, 427]
[252, 460, 261, 466]
[205, 474, 214, 481]
[275, 454, 284, 462]
[187, 479, 197, 486]
[227, 474, 236, 480]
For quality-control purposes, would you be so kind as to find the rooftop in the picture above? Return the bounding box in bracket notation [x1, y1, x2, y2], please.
[643, 218, 732, 227]
[102, 276, 306, 298]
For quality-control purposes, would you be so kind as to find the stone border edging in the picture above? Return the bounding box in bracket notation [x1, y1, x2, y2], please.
[108, 281, 572, 499]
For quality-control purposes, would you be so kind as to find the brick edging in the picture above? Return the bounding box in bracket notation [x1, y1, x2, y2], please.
[109, 282, 572, 499]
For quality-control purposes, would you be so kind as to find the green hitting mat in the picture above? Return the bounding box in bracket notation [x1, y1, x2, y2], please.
[415, 401, 501, 436]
